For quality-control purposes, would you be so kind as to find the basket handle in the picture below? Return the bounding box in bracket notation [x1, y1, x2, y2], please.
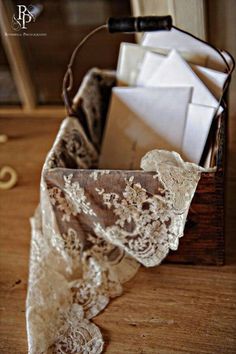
[107, 16, 172, 33]
[62, 16, 172, 115]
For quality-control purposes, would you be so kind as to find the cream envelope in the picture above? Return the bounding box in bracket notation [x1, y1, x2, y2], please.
[142, 28, 229, 72]
[203, 141, 214, 168]
[147, 50, 222, 113]
[191, 65, 228, 99]
[136, 51, 164, 86]
[99, 86, 192, 170]
[222, 50, 234, 70]
[117, 42, 207, 86]
[182, 104, 216, 164]
[117, 42, 150, 85]
[137, 51, 228, 99]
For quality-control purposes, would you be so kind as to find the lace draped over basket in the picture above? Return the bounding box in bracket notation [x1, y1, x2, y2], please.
[27, 69, 214, 354]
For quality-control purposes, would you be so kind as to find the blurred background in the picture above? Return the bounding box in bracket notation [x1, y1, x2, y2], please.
[0, 0, 134, 107]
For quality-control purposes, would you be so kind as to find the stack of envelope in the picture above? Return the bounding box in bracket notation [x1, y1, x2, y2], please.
[99, 28, 231, 169]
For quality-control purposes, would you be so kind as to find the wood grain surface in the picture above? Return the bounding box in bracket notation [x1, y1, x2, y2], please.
[0, 111, 235, 354]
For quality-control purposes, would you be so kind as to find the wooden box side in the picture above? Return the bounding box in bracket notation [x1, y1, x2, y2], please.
[72, 69, 227, 265]
[166, 171, 224, 265]
[166, 111, 226, 265]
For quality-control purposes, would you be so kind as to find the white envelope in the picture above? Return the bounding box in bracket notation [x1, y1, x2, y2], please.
[117, 42, 208, 86]
[117, 42, 150, 85]
[116, 43, 149, 85]
[147, 50, 222, 113]
[136, 51, 163, 86]
[221, 50, 234, 70]
[142, 27, 229, 72]
[137, 51, 228, 99]
[182, 104, 216, 164]
[203, 142, 213, 168]
[99, 86, 192, 170]
[191, 65, 228, 99]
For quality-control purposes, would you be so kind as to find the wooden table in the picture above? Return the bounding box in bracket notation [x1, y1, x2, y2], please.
[0, 115, 235, 354]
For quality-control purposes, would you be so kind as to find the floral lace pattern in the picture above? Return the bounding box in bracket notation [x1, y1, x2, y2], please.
[49, 305, 104, 354]
[27, 69, 215, 353]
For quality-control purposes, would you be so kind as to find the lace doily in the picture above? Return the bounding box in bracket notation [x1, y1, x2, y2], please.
[26, 115, 214, 354]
